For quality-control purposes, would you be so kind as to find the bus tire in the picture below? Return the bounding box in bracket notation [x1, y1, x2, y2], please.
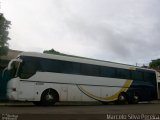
[33, 101, 41, 106]
[41, 89, 59, 106]
[117, 93, 128, 104]
[101, 101, 109, 105]
[131, 93, 139, 104]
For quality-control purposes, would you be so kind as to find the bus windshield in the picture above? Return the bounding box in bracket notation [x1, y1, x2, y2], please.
[8, 60, 20, 78]
[18, 57, 39, 79]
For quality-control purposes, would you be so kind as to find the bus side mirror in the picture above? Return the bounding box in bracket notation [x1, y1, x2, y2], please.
[7, 59, 22, 70]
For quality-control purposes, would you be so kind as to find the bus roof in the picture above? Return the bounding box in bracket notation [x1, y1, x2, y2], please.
[19, 52, 154, 71]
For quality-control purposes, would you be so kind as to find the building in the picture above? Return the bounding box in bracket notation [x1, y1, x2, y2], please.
[0, 49, 22, 69]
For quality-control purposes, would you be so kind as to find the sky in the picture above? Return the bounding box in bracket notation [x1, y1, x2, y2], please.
[1, 0, 160, 65]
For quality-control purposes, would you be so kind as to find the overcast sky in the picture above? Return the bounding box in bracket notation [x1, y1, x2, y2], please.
[1, 0, 160, 65]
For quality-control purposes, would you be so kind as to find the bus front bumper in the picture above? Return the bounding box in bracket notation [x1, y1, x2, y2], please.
[7, 89, 18, 100]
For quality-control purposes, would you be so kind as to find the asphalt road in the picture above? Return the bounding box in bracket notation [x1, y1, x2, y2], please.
[0, 102, 160, 120]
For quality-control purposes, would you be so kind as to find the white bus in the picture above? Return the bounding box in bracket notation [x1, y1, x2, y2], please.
[5, 52, 159, 105]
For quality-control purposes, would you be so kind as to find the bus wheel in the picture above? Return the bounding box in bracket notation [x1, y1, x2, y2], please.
[131, 93, 139, 104]
[117, 93, 128, 104]
[41, 89, 59, 106]
[101, 101, 109, 105]
[33, 101, 41, 106]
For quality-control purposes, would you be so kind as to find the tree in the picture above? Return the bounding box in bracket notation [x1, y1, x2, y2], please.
[149, 59, 160, 68]
[43, 49, 61, 55]
[0, 13, 11, 56]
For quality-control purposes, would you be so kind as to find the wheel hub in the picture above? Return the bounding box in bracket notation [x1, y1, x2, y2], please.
[119, 95, 125, 101]
[134, 96, 138, 100]
[46, 94, 53, 101]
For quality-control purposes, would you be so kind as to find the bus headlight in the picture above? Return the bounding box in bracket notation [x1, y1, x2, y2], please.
[12, 88, 16, 92]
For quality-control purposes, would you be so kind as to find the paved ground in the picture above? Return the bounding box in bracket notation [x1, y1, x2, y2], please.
[0, 101, 160, 120]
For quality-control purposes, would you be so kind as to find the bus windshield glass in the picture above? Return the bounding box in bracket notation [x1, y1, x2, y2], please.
[18, 57, 39, 79]
[9, 60, 20, 78]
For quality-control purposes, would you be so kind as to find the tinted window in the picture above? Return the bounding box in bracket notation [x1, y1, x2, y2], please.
[80, 64, 99, 76]
[19, 56, 137, 80]
[101, 66, 116, 78]
[19, 57, 39, 79]
[90, 65, 100, 76]
[62, 61, 73, 73]
[132, 71, 143, 81]
[116, 69, 131, 79]
[40, 59, 63, 73]
[144, 71, 156, 84]
[72, 62, 80, 74]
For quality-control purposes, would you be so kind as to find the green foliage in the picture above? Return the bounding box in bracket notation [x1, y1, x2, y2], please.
[43, 48, 91, 60]
[149, 59, 160, 68]
[0, 13, 11, 56]
[43, 49, 61, 55]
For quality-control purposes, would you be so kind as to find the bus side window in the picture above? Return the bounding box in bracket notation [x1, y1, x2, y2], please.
[80, 64, 100, 76]
[40, 59, 63, 73]
[144, 71, 156, 84]
[132, 71, 144, 81]
[116, 68, 131, 79]
[80, 64, 89, 75]
[62, 61, 73, 73]
[100, 66, 116, 78]
[72, 62, 80, 74]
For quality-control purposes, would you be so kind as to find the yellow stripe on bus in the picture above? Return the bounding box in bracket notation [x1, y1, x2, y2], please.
[77, 80, 133, 101]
